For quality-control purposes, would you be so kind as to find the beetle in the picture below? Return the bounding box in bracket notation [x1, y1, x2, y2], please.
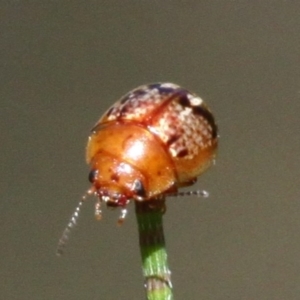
[57, 83, 218, 255]
[87, 82, 217, 213]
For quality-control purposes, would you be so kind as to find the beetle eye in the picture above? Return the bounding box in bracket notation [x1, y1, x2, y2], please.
[88, 169, 98, 183]
[132, 179, 146, 198]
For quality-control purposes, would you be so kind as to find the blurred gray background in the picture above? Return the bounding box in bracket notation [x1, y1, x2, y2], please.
[1, 2, 300, 300]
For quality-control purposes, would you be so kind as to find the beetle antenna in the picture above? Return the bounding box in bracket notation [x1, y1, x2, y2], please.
[167, 189, 209, 198]
[56, 188, 94, 256]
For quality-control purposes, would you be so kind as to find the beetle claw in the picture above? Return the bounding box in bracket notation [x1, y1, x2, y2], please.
[117, 208, 128, 225]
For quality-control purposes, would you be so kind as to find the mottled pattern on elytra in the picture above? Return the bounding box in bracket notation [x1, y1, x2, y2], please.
[101, 83, 181, 123]
[150, 98, 215, 159]
[98, 83, 216, 160]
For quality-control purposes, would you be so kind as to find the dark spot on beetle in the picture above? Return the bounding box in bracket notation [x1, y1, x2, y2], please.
[148, 83, 162, 89]
[132, 179, 146, 198]
[157, 171, 162, 176]
[120, 105, 129, 116]
[133, 89, 147, 97]
[120, 95, 131, 104]
[111, 174, 119, 182]
[158, 87, 177, 94]
[177, 149, 188, 158]
[105, 107, 114, 117]
[88, 169, 98, 183]
[192, 106, 218, 138]
[178, 94, 191, 107]
[166, 135, 180, 146]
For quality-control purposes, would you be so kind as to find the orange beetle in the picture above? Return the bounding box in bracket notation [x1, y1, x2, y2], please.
[86, 83, 218, 218]
[57, 83, 217, 255]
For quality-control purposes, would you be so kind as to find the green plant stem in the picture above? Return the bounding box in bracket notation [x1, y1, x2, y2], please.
[135, 199, 174, 300]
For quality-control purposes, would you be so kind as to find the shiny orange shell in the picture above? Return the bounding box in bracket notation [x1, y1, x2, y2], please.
[86, 83, 218, 207]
